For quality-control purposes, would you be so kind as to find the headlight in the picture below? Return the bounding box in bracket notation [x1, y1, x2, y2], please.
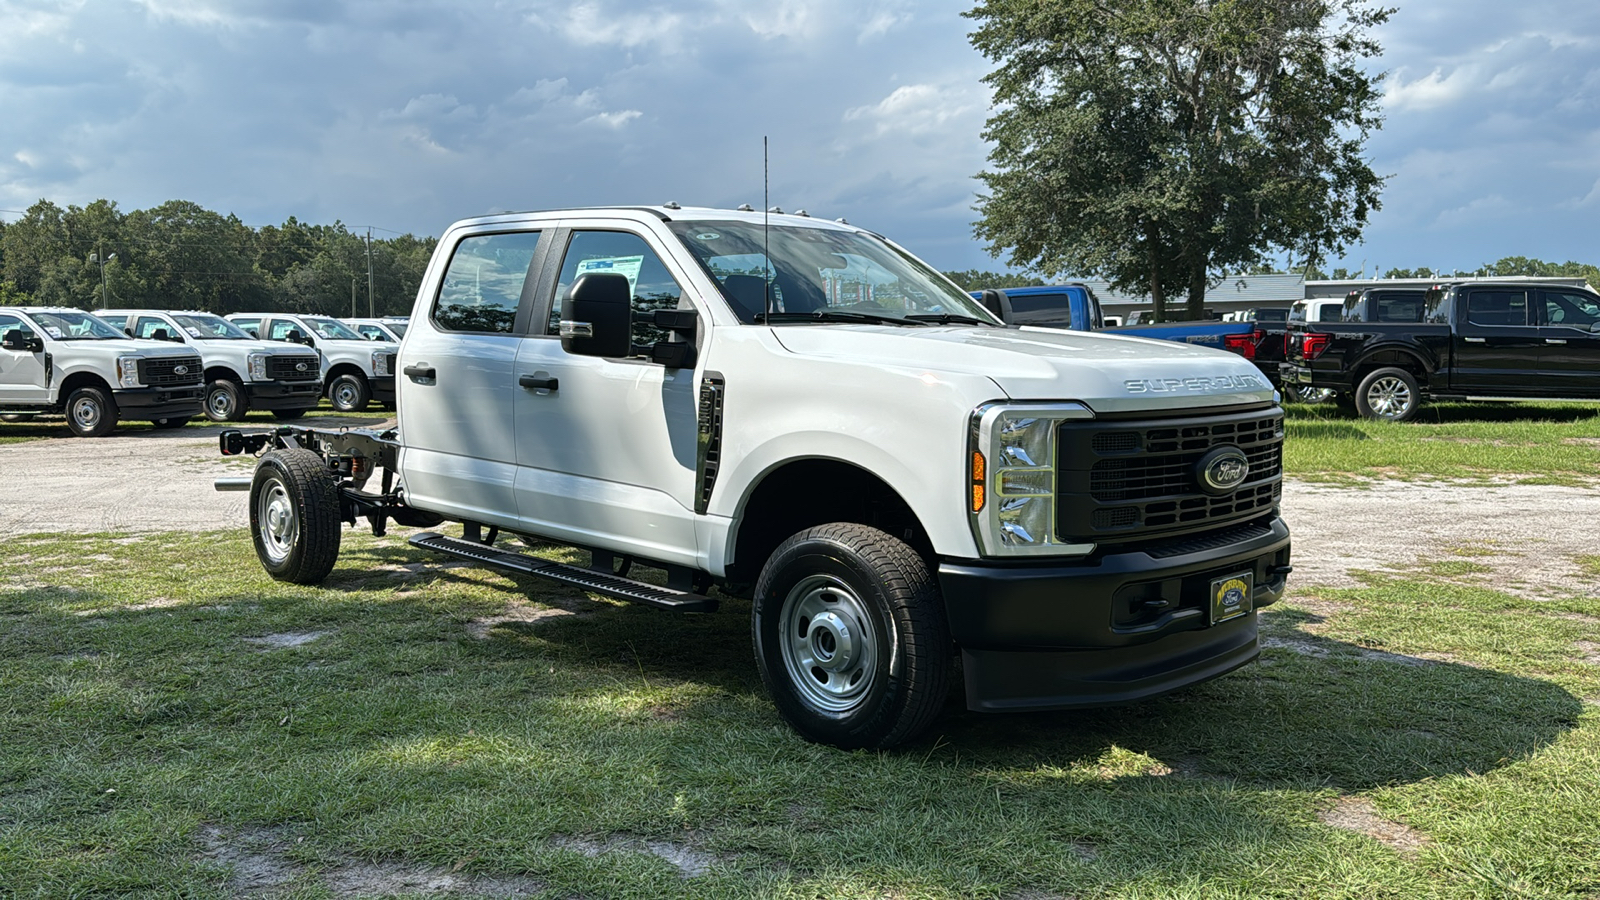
[247, 352, 268, 381]
[371, 349, 391, 377]
[116, 356, 142, 388]
[967, 402, 1096, 557]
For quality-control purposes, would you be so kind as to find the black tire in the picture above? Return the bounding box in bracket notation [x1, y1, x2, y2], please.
[249, 449, 342, 584]
[1354, 367, 1421, 422]
[327, 373, 371, 412]
[64, 385, 118, 437]
[151, 417, 191, 429]
[0, 413, 34, 422]
[273, 408, 307, 421]
[1288, 385, 1335, 404]
[752, 523, 951, 750]
[204, 378, 248, 422]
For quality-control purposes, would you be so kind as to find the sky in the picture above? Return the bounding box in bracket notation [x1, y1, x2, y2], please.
[1, 0, 1597, 276]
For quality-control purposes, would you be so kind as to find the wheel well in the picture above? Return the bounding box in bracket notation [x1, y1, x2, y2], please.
[727, 459, 933, 592]
[324, 364, 367, 389]
[1352, 351, 1428, 389]
[204, 366, 242, 384]
[57, 371, 113, 401]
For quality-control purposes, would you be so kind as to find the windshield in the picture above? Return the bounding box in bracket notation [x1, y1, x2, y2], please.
[302, 317, 365, 341]
[28, 311, 127, 341]
[668, 221, 998, 325]
[172, 314, 251, 340]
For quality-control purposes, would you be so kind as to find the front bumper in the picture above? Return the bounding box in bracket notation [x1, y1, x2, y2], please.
[370, 376, 396, 404]
[939, 516, 1291, 711]
[245, 379, 322, 411]
[113, 386, 203, 420]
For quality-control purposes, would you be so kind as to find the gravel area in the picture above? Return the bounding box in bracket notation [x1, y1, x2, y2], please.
[2, 430, 1596, 600]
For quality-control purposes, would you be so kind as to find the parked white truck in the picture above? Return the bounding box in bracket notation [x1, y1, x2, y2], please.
[0, 306, 205, 436]
[98, 310, 323, 422]
[226, 313, 397, 411]
[215, 206, 1291, 749]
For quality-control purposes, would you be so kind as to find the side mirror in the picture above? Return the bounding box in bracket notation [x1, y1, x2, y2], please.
[2, 329, 43, 352]
[979, 289, 1013, 323]
[124, 328, 135, 336]
[560, 272, 632, 358]
[285, 328, 313, 346]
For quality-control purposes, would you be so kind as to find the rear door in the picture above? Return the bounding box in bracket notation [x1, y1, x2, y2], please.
[1536, 288, 1600, 396]
[0, 313, 49, 405]
[397, 228, 546, 529]
[1452, 288, 1541, 392]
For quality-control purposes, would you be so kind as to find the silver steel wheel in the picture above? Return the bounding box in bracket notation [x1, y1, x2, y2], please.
[257, 477, 298, 565]
[207, 386, 237, 419]
[332, 381, 360, 410]
[778, 574, 881, 713]
[71, 395, 103, 431]
[1365, 376, 1414, 418]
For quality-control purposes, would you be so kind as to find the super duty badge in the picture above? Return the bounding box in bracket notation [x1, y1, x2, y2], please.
[1124, 374, 1267, 394]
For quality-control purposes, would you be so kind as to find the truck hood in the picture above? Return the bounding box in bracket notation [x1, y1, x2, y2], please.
[54, 338, 202, 359]
[770, 324, 1275, 412]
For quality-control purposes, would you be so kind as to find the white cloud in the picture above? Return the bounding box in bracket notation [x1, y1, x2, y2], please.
[553, 3, 685, 49]
[581, 109, 642, 129]
[1384, 66, 1475, 111]
[844, 83, 979, 137]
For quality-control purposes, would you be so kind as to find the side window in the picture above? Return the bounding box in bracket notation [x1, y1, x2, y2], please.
[232, 317, 260, 337]
[268, 319, 302, 341]
[1543, 292, 1600, 328]
[548, 231, 684, 351]
[0, 314, 28, 339]
[1373, 295, 1423, 323]
[354, 324, 381, 340]
[434, 231, 541, 333]
[99, 314, 130, 333]
[134, 316, 170, 339]
[1465, 290, 1529, 327]
[1317, 303, 1342, 323]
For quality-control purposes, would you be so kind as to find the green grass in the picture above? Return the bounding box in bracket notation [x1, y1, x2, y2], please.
[1285, 401, 1600, 485]
[2, 530, 1596, 898]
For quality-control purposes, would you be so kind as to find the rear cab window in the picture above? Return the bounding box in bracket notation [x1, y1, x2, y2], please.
[433, 231, 542, 333]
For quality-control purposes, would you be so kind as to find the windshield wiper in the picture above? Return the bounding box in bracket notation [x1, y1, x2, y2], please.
[904, 313, 995, 326]
[753, 310, 927, 326]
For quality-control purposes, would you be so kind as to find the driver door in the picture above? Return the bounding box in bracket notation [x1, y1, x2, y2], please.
[0, 314, 50, 405]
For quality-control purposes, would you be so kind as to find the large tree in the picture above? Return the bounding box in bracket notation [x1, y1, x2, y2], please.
[967, 0, 1390, 320]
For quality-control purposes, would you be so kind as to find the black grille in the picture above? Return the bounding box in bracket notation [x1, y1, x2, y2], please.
[137, 356, 203, 387]
[267, 355, 320, 382]
[382, 352, 397, 375]
[1057, 407, 1283, 544]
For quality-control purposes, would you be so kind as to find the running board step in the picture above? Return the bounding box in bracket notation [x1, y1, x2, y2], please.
[408, 532, 718, 612]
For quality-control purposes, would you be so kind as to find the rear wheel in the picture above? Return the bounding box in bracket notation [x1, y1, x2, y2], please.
[1289, 385, 1335, 404]
[250, 449, 342, 584]
[328, 373, 371, 412]
[204, 378, 248, 422]
[65, 385, 118, 437]
[1355, 367, 1421, 422]
[752, 523, 951, 749]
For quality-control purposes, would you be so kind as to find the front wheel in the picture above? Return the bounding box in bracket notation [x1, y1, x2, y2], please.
[327, 373, 371, 412]
[249, 449, 342, 584]
[65, 385, 118, 437]
[204, 378, 248, 422]
[752, 523, 951, 749]
[1355, 367, 1421, 422]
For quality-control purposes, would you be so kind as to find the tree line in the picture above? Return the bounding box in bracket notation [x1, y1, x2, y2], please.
[0, 199, 435, 317]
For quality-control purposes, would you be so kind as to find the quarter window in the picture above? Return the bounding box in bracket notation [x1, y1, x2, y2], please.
[548, 231, 685, 350]
[434, 232, 541, 333]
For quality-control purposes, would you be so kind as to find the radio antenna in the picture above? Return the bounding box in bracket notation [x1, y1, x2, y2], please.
[763, 135, 772, 322]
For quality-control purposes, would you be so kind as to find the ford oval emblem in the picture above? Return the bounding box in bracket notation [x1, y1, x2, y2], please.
[174, 364, 189, 375]
[1195, 446, 1249, 495]
[295, 362, 307, 372]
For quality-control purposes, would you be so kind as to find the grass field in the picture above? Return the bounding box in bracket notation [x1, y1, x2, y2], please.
[1, 526, 1596, 898]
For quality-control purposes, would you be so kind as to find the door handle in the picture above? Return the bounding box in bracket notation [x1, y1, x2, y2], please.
[403, 364, 436, 381]
[1545, 339, 1568, 345]
[1463, 337, 1486, 343]
[519, 374, 559, 392]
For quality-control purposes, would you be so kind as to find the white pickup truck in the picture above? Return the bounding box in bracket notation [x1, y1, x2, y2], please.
[226, 313, 398, 411]
[215, 206, 1291, 749]
[0, 306, 205, 436]
[98, 310, 323, 422]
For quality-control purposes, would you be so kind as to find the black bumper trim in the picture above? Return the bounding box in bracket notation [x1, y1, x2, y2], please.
[113, 387, 202, 419]
[370, 376, 396, 403]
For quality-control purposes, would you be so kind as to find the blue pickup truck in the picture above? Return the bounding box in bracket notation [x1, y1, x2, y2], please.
[972, 284, 1271, 375]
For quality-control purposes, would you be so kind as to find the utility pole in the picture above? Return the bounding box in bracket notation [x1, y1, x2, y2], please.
[366, 227, 375, 317]
[351, 277, 358, 318]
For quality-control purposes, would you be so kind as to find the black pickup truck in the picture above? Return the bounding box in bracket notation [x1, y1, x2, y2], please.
[1281, 281, 1600, 420]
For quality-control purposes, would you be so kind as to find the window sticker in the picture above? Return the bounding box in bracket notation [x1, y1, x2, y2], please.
[45, 327, 63, 339]
[576, 255, 644, 295]
[186, 327, 201, 337]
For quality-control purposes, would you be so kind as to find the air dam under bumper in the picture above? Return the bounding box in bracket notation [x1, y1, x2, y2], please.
[112, 386, 203, 420]
[245, 379, 322, 410]
[939, 517, 1290, 712]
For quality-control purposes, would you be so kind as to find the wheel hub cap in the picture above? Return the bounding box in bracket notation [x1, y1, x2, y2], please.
[1368, 377, 1412, 418]
[779, 575, 880, 713]
[209, 390, 234, 417]
[72, 398, 100, 428]
[258, 480, 297, 563]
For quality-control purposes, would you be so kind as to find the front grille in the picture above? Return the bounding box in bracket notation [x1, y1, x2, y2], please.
[267, 354, 321, 382]
[1057, 407, 1283, 544]
[138, 356, 203, 387]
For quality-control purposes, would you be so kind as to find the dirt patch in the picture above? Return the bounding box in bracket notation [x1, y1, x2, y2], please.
[1577, 641, 1600, 665]
[197, 825, 543, 897]
[1318, 797, 1429, 856]
[1261, 635, 1442, 667]
[244, 631, 330, 649]
[553, 834, 721, 878]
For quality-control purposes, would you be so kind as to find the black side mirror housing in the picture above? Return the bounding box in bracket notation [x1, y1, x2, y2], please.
[980, 289, 1013, 323]
[561, 273, 633, 358]
[2, 329, 43, 352]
